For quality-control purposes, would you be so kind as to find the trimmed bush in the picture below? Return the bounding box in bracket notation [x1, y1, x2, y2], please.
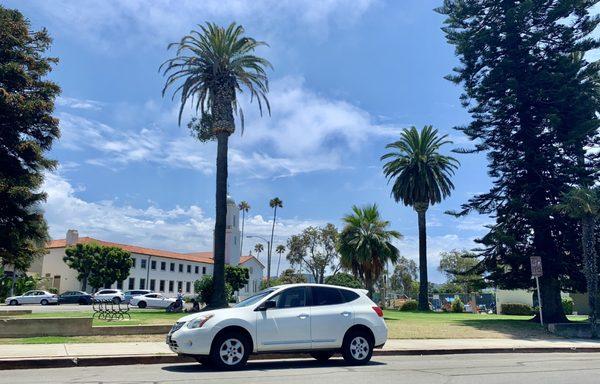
[501, 303, 533, 315]
[400, 300, 418, 311]
[562, 297, 574, 315]
[194, 276, 233, 305]
[451, 298, 464, 313]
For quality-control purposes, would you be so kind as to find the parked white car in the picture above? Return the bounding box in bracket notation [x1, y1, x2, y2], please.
[5, 290, 58, 306]
[93, 289, 125, 303]
[166, 283, 387, 370]
[130, 293, 176, 309]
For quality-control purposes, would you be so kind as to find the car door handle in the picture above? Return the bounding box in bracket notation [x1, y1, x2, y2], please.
[298, 313, 309, 319]
[341, 311, 351, 317]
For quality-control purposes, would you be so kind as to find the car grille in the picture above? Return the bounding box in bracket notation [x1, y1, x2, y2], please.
[170, 321, 185, 333]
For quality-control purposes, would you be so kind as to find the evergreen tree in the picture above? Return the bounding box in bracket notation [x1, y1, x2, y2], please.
[438, 0, 600, 322]
[0, 6, 60, 288]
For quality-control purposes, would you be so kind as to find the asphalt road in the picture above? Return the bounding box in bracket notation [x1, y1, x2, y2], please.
[3, 353, 600, 384]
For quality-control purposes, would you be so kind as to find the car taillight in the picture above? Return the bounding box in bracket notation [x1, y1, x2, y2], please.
[372, 306, 383, 317]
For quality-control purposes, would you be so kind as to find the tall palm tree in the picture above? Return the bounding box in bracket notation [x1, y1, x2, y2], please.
[338, 204, 402, 298]
[268, 197, 283, 283]
[161, 23, 271, 308]
[238, 201, 250, 258]
[275, 244, 286, 276]
[556, 187, 599, 333]
[381, 125, 459, 311]
[254, 243, 264, 259]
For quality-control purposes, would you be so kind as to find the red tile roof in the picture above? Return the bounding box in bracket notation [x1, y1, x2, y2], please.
[240, 255, 264, 268]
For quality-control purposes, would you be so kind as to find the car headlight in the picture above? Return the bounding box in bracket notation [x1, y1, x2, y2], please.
[187, 314, 214, 329]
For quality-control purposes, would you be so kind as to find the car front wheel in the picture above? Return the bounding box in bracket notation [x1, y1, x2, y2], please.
[112, 297, 121, 304]
[9, 300, 17, 306]
[209, 332, 250, 370]
[341, 331, 373, 365]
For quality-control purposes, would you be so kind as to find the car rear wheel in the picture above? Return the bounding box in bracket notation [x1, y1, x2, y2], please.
[9, 300, 17, 306]
[209, 332, 250, 370]
[310, 351, 335, 362]
[40, 299, 49, 306]
[341, 330, 373, 365]
[112, 297, 121, 304]
[137, 301, 147, 309]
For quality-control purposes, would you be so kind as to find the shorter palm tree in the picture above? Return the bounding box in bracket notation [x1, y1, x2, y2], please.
[238, 201, 250, 257]
[254, 243, 264, 259]
[556, 186, 599, 333]
[275, 245, 286, 276]
[339, 204, 402, 298]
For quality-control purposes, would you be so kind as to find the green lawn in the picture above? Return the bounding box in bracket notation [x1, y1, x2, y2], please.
[383, 310, 586, 339]
[10, 309, 183, 326]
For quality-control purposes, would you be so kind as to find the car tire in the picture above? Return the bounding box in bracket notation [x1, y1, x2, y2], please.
[112, 297, 121, 304]
[78, 299, 87, 305]
[209, 331, 250, 370]
[310, 351, 335, 362]
[138, 301, 147, 309]
[9, 300, 17, 306]
[40, 299, 48, 306]
[341, 330, 373, 365]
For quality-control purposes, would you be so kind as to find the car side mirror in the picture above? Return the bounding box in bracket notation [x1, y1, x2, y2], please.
[257, 300, 276, 311]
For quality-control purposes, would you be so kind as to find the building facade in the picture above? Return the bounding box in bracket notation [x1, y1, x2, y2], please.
[29, 197, 264, 299]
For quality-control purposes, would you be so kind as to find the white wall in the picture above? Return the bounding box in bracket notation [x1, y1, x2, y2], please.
[239, 258, 264, 299]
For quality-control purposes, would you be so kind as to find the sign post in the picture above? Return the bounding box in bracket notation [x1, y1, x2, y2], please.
[530, 256, 544, 326]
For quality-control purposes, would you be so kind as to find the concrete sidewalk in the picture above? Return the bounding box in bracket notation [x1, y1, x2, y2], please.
[1, 338, 600, 369]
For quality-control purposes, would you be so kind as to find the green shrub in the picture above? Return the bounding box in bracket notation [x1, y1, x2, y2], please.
[501, 303, 533, 315]
[193, 276, 233, 305]
[562, 297, 574, 315]
[47, 287, 58, 294]
[451, 298, 464, 313]
[400, 300, 418, 311]
[325, 273, 363, 289]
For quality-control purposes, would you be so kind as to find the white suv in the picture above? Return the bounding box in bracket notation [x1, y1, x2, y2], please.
[93, 289, 125, 303]
[167, 283, 387, 370]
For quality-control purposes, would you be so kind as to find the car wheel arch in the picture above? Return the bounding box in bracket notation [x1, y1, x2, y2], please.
[211, 325, 255, 354]
[343, 324, 374, 346]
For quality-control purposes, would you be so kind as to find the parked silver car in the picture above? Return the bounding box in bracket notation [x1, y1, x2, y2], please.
[5, 290, 59, 305]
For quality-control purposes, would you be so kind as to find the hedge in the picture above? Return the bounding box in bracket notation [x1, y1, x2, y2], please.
[501, 303, 533, 315]
[400, 300, 418, 311]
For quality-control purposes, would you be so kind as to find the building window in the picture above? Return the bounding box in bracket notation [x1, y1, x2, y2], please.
[195, 266, 199, 274]
[202, 266, 206, 274]
[132, 258, 137, 268]
[159, 280, 165, 292]
[128, 278, 135, 290]
[117, 280, 123, 290]
[185, 282, 191, 293]
[168, 280, 174, 292]
[177, 281, 183, 292]
[160, 262, 166, 271]
[139, 278, 146, 289]
[178, 264, 183, 273]
[170, 262, 175, 272]
[151, 260, 157, 270]
[141, 259, 147, 269]
[187, 265, 191, 273]
[150, 279, 156, 291]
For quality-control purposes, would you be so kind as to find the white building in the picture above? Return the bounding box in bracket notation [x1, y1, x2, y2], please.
[29, 197, 264, 298]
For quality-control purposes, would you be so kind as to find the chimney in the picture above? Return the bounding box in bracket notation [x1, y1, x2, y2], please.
[66, 229, 79, 246]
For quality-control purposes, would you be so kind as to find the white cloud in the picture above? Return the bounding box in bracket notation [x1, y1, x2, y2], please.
[56, 96, 104, 111]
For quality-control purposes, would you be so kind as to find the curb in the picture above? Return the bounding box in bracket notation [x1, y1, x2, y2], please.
[2, 347, 600, 370]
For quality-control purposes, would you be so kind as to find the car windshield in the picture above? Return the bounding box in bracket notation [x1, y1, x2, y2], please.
[234, 288, 277, 308]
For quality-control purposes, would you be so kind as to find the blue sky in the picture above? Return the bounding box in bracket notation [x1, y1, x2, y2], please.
[8, 0, 497, 282]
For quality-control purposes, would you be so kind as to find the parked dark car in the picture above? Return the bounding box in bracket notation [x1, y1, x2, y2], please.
[58, 291, 93, 305]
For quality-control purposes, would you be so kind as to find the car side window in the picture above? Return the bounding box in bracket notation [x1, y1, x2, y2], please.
[271, 287, 307, 309]
[340, 289, 360, 302]
[312, 287, 344, 306]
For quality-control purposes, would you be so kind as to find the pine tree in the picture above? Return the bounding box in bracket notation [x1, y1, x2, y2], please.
[437, 0, 600, 322]
[0, 6, 60, 285]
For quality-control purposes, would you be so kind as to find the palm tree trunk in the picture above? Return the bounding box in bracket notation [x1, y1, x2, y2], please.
[210, 131, 229, 308]
[416, 203, 429, 311]
[268, 206, 277, 284]
[582, 215, 598, 335]
[240, 210, 245, 259]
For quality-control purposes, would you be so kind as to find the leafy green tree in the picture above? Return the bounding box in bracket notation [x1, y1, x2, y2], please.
[268, 197, 283, 284]
[278, 268, 307, 285]
[162, 23, 271, 308]
[438, 250, 486, 293]
[0, 6, 59, 293]
[381, 126, 459, 310]
[287, 224, 341, 284]
[238, 201, 250, 257]
[225, 265, 250, 293]
[556, 187, 599, 331]
[195, 275, 233, 304]
[325, 272, 363, 289]
[390, 256, 418, 296]
[338, 205, 401, 297]
[437, 0, 599, 323]
[64, 243, 132, 291]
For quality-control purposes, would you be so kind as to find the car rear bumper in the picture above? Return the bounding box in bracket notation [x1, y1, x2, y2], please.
[371, 323, 387, 347]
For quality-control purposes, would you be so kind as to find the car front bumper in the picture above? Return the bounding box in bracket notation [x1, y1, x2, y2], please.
[167, 325, 218, 356]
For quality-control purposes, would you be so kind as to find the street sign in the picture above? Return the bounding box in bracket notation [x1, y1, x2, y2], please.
[530, 256, 543, 277]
